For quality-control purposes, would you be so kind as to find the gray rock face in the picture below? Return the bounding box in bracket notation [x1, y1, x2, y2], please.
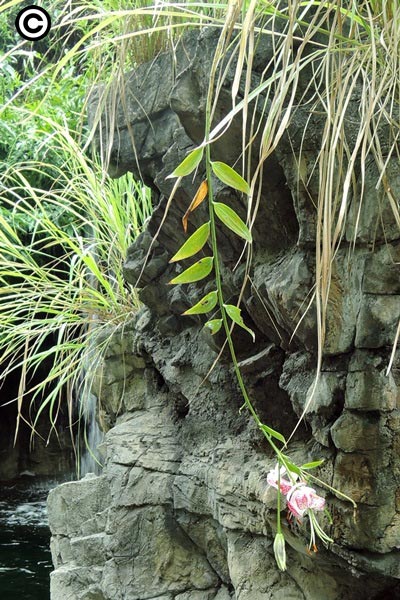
[48, 29, 400, 600]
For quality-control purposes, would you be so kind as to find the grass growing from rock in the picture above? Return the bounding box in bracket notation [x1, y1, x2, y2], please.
[0, 117, 152, 445]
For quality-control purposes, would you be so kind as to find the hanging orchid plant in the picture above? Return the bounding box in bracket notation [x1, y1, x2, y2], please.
[165, 3, 357, 571]
[267, 463, 333, 567]
[166, 139, 355, 568]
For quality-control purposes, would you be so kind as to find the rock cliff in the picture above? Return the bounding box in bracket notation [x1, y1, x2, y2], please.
[47, 29, 400, 599]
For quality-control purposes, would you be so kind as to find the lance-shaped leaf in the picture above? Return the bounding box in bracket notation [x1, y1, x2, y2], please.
[182, 180, 208, 232]
[211, 161, 250, 194]
[169, 256, 213, 285]
[224, 303, 255, 341]
[204, 319, 223, 335]
[168, 147, 204, 178]
[170, 222, 210, 263]
[183, 290, 218, 315]
[260, 424, 286, 444]
[213, 202, 252, 242]
[301, 460, 325, 470]
[281, 456, 302, 477]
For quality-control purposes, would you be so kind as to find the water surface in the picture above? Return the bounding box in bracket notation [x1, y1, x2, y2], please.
[0, 478, 60, 599]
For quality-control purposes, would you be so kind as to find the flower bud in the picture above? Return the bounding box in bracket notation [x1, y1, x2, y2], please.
[273, 532, 287, 571]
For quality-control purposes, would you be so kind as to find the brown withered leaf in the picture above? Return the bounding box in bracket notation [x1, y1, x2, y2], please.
[182, 180, 208, 232]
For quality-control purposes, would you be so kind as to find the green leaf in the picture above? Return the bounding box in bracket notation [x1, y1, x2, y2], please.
[204, 319, 223, 335]
[213, 202, 252, 243]
[168, 147, 204, 178]
[183, 291, 218, 315]
[169, 256, 213, 285]
[260, 424, 286, 444]
[223, 303, 255, 341]
[301, 460, 325, 470]
[211, 161, 250, 194]
[170, 222, 210, 263]
[281, 457, 302, 477]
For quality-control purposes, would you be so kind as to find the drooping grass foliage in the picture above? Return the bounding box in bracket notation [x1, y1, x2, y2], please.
[39, 0, 398, 379]
[0, 116, 152, 442]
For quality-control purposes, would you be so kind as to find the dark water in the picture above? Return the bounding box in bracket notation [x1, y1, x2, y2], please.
[0, 478, 58, 599]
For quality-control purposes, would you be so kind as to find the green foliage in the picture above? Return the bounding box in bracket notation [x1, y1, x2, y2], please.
[211, 161, 250, 195]
[0, 199, 77, 239]
[204, 318, 223, 334]
[0, 74, 85, 175]
[169, 147, 204, 178]
[223, 304, 255, 341]
[169, 256, 213, 284]
[0, 5, 87, 190]
[169, 222, 210, 262]
[0, 122, 152, 439]
[183, 290, 218, 315]
[259, 424, 286, 444]
[213, 202, 252, 242]
[301, 460, 325, 470]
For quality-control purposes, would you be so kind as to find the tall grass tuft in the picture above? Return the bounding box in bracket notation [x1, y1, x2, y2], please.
[0, 114, 152, 443]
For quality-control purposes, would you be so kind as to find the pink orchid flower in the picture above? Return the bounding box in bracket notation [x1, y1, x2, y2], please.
[286, 484, 326, 519]
[266, 465, 294, 495]
[266, 465, 326, 519]
[266, 463, 332, 560]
